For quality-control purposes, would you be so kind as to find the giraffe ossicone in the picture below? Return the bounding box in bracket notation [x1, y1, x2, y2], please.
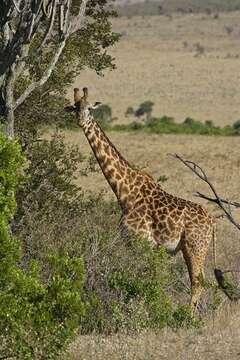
[67, 87, 217, 313]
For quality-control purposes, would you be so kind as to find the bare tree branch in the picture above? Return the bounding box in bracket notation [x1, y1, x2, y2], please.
[12, 0, 21, 13]
[42, 0, 53, 18]
[170, 153, 240, 231]
[195, 192, 240, 208]
[36, 0, 57, 50]
[14, 39, 66, 110]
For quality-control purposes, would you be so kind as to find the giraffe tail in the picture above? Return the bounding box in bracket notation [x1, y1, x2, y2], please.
[213, 222, 240, 301]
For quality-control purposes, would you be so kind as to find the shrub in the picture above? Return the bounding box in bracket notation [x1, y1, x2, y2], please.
[159, 116, 174, 124]
[136, 101, 154, 122]
[125, 106, 135, 117]
[128, 121, 144, 130]
[14, 131, 86, 264]
[138, 101, 154, 115]
[233, 120, 240, 133]
[79, 223, 198, 333]
[111, 115, 238, 136]
[92, 104, 112, 129]
[205, 120, 214, 127]
[0, 132, 86, 359]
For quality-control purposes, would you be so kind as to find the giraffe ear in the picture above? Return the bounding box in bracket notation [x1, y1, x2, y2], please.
[89, 102, 102, 110]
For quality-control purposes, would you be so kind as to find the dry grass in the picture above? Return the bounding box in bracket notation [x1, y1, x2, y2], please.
[68, 12, 240, 126]
[65, 303, 240, 359]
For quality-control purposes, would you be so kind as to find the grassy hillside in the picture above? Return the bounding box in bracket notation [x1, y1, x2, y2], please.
[70, 12, 240, 127]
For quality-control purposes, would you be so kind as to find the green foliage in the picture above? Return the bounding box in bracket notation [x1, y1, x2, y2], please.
[125, 106, 135, 117]
[14, 132, 85, 262]
[233, 120, 240, 134]
[1, 253, 86, 359]
[0, 133, 24, 220]
[17, 1, 119, 96]
[214, 269, 240, 302]
[157, 175, 169, 184]
[93, 104, 113, 128]
[112, 121, 144, 132]
[79, 227, 199, 333]
[0, 132, 87, 359]
[170, 304, 202, 329]
[138, 101, 154, 115]
[0, 132, 24, 290]
[121, 103, 239, 135]
[111, 116, 239, 136]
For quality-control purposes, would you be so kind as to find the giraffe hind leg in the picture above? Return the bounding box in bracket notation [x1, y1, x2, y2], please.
[182, 243, 207, 314]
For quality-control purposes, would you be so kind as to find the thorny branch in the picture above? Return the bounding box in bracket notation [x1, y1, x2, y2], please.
[171, 153, 240, 231]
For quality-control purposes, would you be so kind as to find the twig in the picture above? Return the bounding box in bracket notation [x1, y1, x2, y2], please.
[195, 192, 240, 208]
[170, 153, 240, 231]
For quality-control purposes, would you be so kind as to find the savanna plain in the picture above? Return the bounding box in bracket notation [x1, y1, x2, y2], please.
[65, 8, 240, 360]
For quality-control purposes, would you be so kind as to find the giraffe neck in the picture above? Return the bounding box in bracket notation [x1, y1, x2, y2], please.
[82, 119, 140, 208]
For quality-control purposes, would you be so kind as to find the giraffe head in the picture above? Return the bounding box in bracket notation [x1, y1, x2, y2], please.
[71, 87, 101, 127]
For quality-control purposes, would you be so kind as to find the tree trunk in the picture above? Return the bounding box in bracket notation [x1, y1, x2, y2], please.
[5, 107, 15, 138]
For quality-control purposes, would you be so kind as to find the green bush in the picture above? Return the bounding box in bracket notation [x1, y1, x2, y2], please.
[233, 120, 240, 134]
[92, 104, 112, 129]
[79, 226, 198, 333]
[125, 106, 135, 117]
[0, 132, 86, 359]
[111, 116, 238, 136]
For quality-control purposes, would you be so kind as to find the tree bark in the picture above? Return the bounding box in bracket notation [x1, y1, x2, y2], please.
[3, 66, 16, 138]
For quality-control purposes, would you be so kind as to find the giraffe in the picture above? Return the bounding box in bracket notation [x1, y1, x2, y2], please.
[66, 87, 216, 312]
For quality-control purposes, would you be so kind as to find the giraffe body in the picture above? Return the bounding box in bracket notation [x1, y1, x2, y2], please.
[68, 88, 216, 312]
